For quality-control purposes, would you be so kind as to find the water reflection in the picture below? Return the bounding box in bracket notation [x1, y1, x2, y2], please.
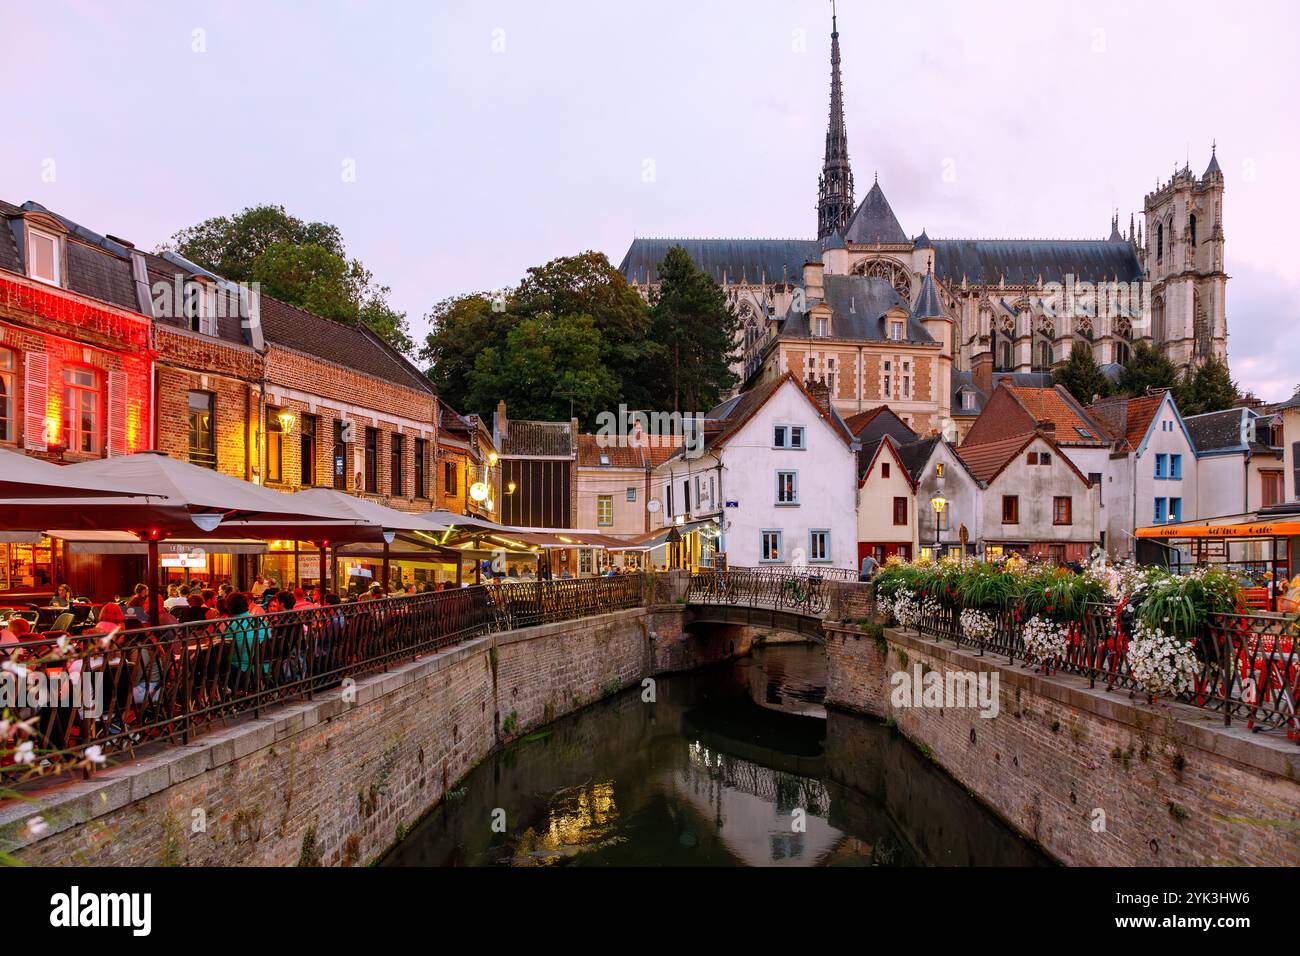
[385, 643, 1049, 867]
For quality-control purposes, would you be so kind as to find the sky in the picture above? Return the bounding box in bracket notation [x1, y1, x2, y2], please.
[3, 0, 1298, 399]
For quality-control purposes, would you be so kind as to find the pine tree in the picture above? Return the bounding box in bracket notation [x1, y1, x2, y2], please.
[1118, 342, 1180, 397]
[1176, 357, 1239, 416]
[1052, 343, 1112, 404]
[648, 246, 739, 413]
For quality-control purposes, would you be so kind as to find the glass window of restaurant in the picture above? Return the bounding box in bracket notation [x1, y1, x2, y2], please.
[266, 410, 283, 482]
[391, 432, 404, 496]
[333, 420, 348, 490]
[63, 365, 101, 455]
[365, 428, 379, 493]
[187, 390, 216, 468]
[300, 413, 318, 486]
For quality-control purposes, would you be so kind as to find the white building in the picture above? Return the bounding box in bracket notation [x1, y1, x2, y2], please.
[1185, 407, 1285, 518]
[653, 374, 858, 570]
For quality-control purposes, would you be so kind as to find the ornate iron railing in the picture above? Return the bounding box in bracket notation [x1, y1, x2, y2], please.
[903, 598, 1300, 740]
[0, 576, 653, 771]
[687, 568, 873, 618]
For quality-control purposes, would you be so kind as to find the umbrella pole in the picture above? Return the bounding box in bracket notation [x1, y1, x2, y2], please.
[381, 539, 391, 594]
[148, 536, 161, 628]
[319, 542, 329, 599]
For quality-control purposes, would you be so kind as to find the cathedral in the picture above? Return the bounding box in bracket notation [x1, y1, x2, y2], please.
[619, 13, 1228, 438]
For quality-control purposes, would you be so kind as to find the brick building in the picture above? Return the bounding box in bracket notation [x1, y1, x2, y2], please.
[436, 398, 498, 520]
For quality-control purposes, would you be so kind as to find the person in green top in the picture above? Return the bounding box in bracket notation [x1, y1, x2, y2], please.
[227, 593, 270, 676]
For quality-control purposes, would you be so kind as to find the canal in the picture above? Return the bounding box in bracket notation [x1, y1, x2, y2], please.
[384, 642, 1050, 866]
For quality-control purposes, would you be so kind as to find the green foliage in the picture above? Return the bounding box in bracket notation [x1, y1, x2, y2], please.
[1052, 343, 1112, 404]
[1016, 565, 1106, 623]
[953, 562, 1022, 613]
[647, 246, 740, 413]
[165, 204, 413, 353]
[1176, 357, 1238, 416]
[1117, 341, 1179, 397]
[1131, 567, 1242, 640]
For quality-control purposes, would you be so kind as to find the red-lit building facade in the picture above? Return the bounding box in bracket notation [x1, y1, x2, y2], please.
[0, 201, 155, 599]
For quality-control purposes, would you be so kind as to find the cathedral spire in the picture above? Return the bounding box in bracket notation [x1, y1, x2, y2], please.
[817, 6, 855, 239]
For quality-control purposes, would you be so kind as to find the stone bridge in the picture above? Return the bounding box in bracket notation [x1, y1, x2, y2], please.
[682, 570, 876, 641]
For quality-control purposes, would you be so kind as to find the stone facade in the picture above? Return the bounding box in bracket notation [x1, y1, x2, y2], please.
[824, 622, 1300, 866]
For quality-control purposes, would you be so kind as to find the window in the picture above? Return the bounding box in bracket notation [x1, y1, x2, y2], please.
[1075, 426, 1093, 439]
[809, 529, 830, 562]
[902, 360, 911, 398]
[1169, 453, 1182, 480]
[960, 390, 975, 411]
[1002, 495, 1020, 524]
[1155, 453, 1168, 479]
[597, 495, 613, 526]
[187, 391, 216, 469]
[1088, 472, 1103, 487]
[883, 361, 891, 397]
[1000, 341, 1013, 369]
[443, 460, 458, 496]
[881, 462, 891, 479]
[185, 282, 217, 337]
[760, 530, 783, 562]
[892, 496, 908, 526]
[414, 438, 427, 498]
[773, 425, 806, 449]
[1157, 223, 1164, 263]
[364, 427, 378, 493]
[626, 486, 637, 502]
[776, 471, 798, 504]
[1049, 544, 1067, 566]
[935, 463, 945, 478]
[1262, 470, 1284, 508]
[1189, 213, 1197, 249]
[1027, 452, 1038, 465]
[666, 482, 673, 516]
[62, 366, 100, 455]
[891, 321, 904, 341]
[390, 432, 404, 496]
[1053, 496, 1072, 525]
[1154, 497, 1167, 523]
[335, 421, 351, 489]
[27, 228, 60, 285]
[1040, 452, 1052, 465]
[266, 411, 283, 482]
[773, 425, 786, 448]
[789, 426, 804, 449]
[1169, 497, 1182, 522]
[300, 414, 318, 486]
[816, 317, 828, 337]
[0, 349, 13, 442]
[682, 479, 691, 513]
[1040, 342, 1053, 368]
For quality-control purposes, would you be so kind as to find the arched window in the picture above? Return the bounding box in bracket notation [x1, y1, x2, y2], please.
[1151, 295, 1165, 343]
[1114, 341, 1130, 365]
[1189, 213, 1197, 249]
[999, 339, 1013, 370]
[1156, 223, 1164, 263]
[1039, 342, 1053, 369]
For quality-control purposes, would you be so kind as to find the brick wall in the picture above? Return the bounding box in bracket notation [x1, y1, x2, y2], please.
[2, 604, 751, 866]
[824, 622, 1300, 866]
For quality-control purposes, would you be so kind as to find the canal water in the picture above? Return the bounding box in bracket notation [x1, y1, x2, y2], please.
[384, 643, 1049, 867]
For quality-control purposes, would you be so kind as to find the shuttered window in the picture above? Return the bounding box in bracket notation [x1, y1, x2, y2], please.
[23, 351, 49, 451]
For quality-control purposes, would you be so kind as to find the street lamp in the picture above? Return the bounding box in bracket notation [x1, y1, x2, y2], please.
[930, 495, 948, 561]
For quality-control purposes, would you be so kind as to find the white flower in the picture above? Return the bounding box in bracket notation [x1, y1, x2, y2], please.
[14, 740, 35, 764]
[1, 660, 28, 678]
[1128, 623, 1199, 697]
[959, 609, 998, 643]
[55, 635, 69, 656]
[1022, 616, 1069, 664]
[25, 816, 49, 838]
[83, 745, 106, 767]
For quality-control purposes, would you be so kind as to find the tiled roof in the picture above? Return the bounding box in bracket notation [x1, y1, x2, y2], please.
[142, 252, 253, 347]
[1008, 386, 1107, 445]
[843, 182, 909, 245]
[577, 433, 682, 469]
[260, 294, 432, 393]
[781, 275, 935, 344]
[957, 433, 1037, 484]
[1087, 394, 1165, 451]
[618, 238, 817, 286]
[1184, 408, 1244, 453]
[502, 419, 574, 457]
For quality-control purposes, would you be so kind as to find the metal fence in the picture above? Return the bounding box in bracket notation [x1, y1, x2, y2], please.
[908, 599, 1300, 739]
[1, 575, 652, 769]
[687, 567, 868, 617]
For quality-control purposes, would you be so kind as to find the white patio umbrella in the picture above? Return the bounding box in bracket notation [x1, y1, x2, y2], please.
[0, 447, 156, 498]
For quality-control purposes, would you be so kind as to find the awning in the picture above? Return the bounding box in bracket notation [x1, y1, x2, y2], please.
[1136, 521, 1300, 539]
[48, 530, 269, 556]
[608, 519, 718, 552]
[0, 447, 155, 499]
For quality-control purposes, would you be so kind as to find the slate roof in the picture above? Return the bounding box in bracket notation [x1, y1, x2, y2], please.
[843, 405, 918, 445]
[259, 295, 433, 393]
[501, 419, 574, 458]
[142, 252, 255, 347]
[781, 275, 935, 344]
[618, 238, 818, 286]
[931, 239, 1143, 285]
[896, 435, 942, 483]
[912, 269, 945, 319]
[843, 182, 909, 245]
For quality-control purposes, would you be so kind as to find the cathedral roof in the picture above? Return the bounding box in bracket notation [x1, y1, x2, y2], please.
[912, 269, 945, 319]
[931, 239, 1143, 285]
[617, 237, 817, 285]
[843, 181, 909, 245]
[1204, 146, 1222, 178]
[781, 275, 936, 344]
[913, 229, 933, 250]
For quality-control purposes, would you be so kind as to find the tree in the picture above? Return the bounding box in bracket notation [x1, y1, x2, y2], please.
[647, 246, 739, 413]
[420, 293, 517, 413]
[164, 205, 413, 352]
[466, 314, 620, 424]
[1117, 342, 1180, 397]
[1176, 357, 1238, 416]
[1052, 343, 1112, 404]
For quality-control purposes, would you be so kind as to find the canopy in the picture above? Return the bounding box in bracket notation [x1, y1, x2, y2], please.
[47, 530, 269, 556]
[0, 447, 154, 499]
[288, 488, 435, 532]
[1136, 520, 1300, 539]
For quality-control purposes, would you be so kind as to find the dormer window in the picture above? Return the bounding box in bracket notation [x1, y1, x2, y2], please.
[815, 317, 828, 337]
[185, 281, 218, 337]
[26, 227, 61, 285]
[960, 390, 975, 411]
[891, 321, 904, 341]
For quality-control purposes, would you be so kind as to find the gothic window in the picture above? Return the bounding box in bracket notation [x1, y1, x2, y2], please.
[745, 319, 758, 349]
[1157, 223, 1163, 264]
[1152, 295, 1165, 343]
[1039, 342, 1053, 369]
[1189, 214, 1197, 248]
[1114, 341, 1130, 365]
[855, 258, 912, 299]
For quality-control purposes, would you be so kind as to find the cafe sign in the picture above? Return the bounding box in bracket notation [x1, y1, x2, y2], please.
[1136, 521, 1300, 539]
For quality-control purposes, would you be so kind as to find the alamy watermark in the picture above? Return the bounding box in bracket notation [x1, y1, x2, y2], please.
[1, 666, 104, 718]
[890, 664, 999, 718]
[593, 404, 705, 459]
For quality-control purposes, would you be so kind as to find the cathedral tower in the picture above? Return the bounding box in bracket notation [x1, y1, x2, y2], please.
[1142, 146, 1227, 368]
[817, 10, 854, 239]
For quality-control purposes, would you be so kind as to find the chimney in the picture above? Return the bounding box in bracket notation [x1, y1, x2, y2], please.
[494, 400, 507, 446]
[972, 351, 993, 396]
[805, 377, 832, 415]
[1036, 419, 1057, 438]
